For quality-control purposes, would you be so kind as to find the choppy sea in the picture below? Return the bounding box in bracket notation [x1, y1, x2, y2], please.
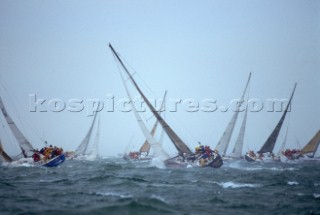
[1, 158, 319, 215]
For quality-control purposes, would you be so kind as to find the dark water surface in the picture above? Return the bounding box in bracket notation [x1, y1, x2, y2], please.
[1, 158, 319, 215]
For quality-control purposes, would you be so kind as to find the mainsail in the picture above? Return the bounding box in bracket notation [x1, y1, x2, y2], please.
[300, 129, 320, 157]
[0, 96, 34, 157]
[74, 108, 99, 156]
[215, 73, 251, 156]
[119, 68, 170, 161]
[258, 83, 297, 154]
[109, 43, 192, 155]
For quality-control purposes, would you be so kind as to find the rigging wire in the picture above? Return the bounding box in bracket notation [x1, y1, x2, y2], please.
[0, 75, 45, 144]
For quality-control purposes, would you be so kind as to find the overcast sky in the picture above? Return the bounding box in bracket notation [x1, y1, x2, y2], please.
[0, 0, 319, 156]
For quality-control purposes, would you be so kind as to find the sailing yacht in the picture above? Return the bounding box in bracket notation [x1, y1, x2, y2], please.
[109, 43, 223, 168]
[215, 73, 251, 161]
[280, 129, 320, 162]
[245, 83, 297, 162]
[0, 95, 65, 167]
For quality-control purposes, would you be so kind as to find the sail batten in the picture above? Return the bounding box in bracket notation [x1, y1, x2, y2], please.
[109, 44, 192, 155]
[0, 96, 34, 157]
[258, 83, 297, 154]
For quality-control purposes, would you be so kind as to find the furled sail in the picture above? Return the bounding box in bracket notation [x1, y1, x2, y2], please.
[119, 70, 170, 161]
[74, 108, 99, 156]
[300, 129, 320, 157]
[215, 73, 251, 156]
[0, 140, 13, 162]
[109, 43, 192, 155]
[258, 83, 297, 154]
[0, 96, 34, 157]
[231, 105, 248, 157]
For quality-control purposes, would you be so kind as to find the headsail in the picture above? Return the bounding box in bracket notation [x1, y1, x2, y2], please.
[119, 69, 170, 161]
[300, 129, 320, 157]
[139, 92, 167, 155]
[215, 73, 251, 156]
[231, 105, 248, 157]
[0, 96, 34, 157]
[109, 43, 192, 155]
[258, 83, 297, 154]
[74, 109, 99, 156]
[0, 140, 13, 162]
[276, 124, 289, 157]
[87, 115, 100, 160]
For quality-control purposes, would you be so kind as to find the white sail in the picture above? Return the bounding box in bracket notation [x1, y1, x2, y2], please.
[216, 111, 240, 156]
[109, 44, 192, 156]
[74, 109, 99, 156]
[139, 92, 167, 155]
[119, 69, 170, 161]
[216, 73, 251, 156]
[276, 125, 289, 157]
[0, 96, 34, 157]
[230, 106, 248, 157]
[87, 116, 100, 160]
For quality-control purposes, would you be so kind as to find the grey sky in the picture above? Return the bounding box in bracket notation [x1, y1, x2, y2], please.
[0, 0, 319, 156]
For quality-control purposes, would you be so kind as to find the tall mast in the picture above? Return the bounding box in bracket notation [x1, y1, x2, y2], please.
[139, 91, 167, 155]
[109, 44, 192, 155]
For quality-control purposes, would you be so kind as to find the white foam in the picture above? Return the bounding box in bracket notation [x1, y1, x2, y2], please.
[313, 193, 320, 199]
[217, 181, 261, 188]
[150, 158, 166, 169]
[1, 160, 35, 168]
[151, 194, 167, 203]
[287, 181, 299, 185]
[95, 191, 132, 198]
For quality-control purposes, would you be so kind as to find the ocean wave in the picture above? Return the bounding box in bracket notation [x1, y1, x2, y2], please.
[1, 161, 35, 168]
[150, 194, 168, 204]
[216, 181, 261, 188]
[313, 193, 320, 199]
[227, 162, 296, 172]
[287, 181, 299, 185]
[150, 158, 166, 169]
[94, 191, 133, 199]
[87, 197, 176, 215]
